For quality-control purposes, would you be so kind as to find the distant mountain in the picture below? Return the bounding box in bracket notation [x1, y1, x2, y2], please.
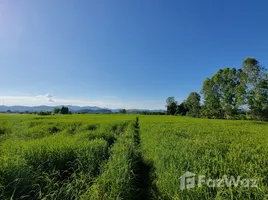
[127, 109, 165, 113]
[112, 108, 165, 113]
[64, 105, 103, 111]
[0, 105, 104, 112]
[149, 109, 166, 112]
[74, 109, 112, 114]
[0, 105, 165, 113]
[111, 109, 121, 113]
[0, 105, 53, 112]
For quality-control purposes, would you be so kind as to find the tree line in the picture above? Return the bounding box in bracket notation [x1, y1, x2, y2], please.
[37, 106, 70, 115]
[166, 57, 268, 120]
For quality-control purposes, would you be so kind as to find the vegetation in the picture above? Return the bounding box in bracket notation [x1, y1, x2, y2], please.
[140, 116, 268, 199]
[119, 109, 127, 114]
[185, 92, 201, 117]
[0, 114, 133, 199]
[166, 97, 178, 115]
[166, 57, 268, 121]
[38, 111, 52, 115]
[1, 113, 268, 199]
[86, 120, 140, 199]
[53, 107, 61, 114]
[61, 106, 69, 114]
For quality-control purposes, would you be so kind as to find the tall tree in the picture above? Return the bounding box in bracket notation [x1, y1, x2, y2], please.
[119, 109, 127, 114]
[201, 78, 221, 118]
[176, 102, 188, 116]
[166, 97, 178, 115]
[242, 58, 268, 120]
[185, 92, 201, 117]
[201, 66, 248, 119]
[211, 68, 244, 118]
[53, 107, 60, 114]
[61, 106, 69, 114]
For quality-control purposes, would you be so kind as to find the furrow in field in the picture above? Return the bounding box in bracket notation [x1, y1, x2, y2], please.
[84, 118, 142, 200]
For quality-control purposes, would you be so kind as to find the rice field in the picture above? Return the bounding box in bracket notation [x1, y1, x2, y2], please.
[0, 114, 268, 199]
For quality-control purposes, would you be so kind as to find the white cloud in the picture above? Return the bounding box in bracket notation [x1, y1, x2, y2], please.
[0, 94, 165, 109]
[36, 93, 55, 103]
[45, 93, 54, 98]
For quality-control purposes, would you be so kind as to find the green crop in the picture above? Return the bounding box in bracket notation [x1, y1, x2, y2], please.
[0, 114, 267, 199]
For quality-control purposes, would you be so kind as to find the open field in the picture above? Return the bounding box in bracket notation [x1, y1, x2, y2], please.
[1, 114, 268, 199]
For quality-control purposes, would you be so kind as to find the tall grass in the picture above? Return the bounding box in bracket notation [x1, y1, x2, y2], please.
[1, 114, 268, 199]
[0, 114, 133, 199]
[86, 120, 140, 200]
[140, 118, 268, 199]
[0, 135, 109, 199]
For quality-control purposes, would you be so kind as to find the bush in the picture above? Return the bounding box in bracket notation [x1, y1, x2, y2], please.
[38, 111, 52, 115]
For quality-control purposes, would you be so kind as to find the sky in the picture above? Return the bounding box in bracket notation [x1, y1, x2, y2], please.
[1, 0, 268, 109]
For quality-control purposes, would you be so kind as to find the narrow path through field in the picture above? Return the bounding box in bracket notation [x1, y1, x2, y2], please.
[133, 117, 154, 200]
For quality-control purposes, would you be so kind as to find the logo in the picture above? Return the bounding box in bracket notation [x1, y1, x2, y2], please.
[179, 171, 196, 190]
[179, 171, 258, 190]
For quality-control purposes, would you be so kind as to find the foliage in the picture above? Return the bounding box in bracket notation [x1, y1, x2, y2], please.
[242, 58, 268, 120]
[38, 111, 52, 115]
[166, 97, 178, 115]
[185, 92, 201, 117]
[199, 58, 268, 120]
[53, 107, 61, 114]
[176, 102, 188, 116]
[61, 106, 69, 114]
[164, 57, 267, 120]
[201, 77, 222, 118]
[119, 109, 127, 114]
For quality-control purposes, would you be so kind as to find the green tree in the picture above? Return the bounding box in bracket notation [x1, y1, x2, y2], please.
[166, 97, 178, 115]
[242, 58, 268, 120]
[185, 92, 201, 117]
[61, 106, 69, 114]
[201, 66, 248, 119]
[53, 107, 60, 114]
[200, 57, 268, 120]
[176, 102, 188, 116]
[119, 109, 127, 114]
[201, 78, 221, 118]
[210, 68, 245, 119]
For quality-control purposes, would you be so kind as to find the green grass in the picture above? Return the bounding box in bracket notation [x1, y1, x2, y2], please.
[140, 116, 268, 199]
[0, 114, 268, 199]
[86, 120, 140, 200]
[0, 114, 131, 199]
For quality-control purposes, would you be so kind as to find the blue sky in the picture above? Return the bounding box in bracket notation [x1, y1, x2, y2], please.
[1, 0, 268, 109]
